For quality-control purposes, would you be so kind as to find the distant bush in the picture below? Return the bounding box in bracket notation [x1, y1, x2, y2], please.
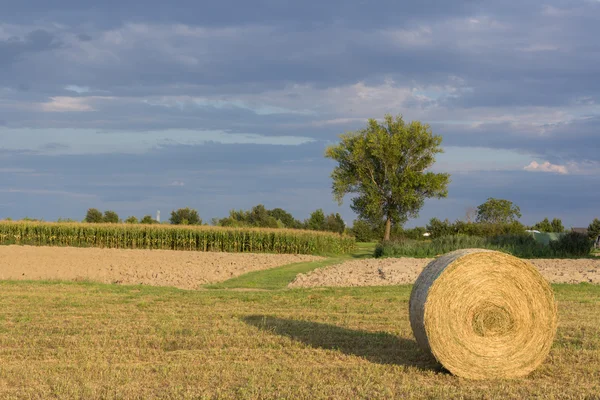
[550, 232, 592, 257]
[140, 215, 158, 224]
[375, 235, 486, 258]
[57, 218, 79, 223]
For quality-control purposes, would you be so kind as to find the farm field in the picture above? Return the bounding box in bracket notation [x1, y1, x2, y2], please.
[0, 243, 599, 398]
[290, 257, 600, 288]
[0, 281, 598, 399]
[0, 245, 322, 290]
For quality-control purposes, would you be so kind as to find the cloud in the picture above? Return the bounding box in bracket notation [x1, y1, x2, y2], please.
[169, 180, 185, 187]
[0, 128, 317, 155]
[524, 161, 568, 175]
[76, 33, 93, 42]
[65, 85, 90, 94]
[40, 97, 95, 112]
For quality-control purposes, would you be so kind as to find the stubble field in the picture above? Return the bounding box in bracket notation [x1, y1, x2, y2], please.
[0, 243, 599, 399]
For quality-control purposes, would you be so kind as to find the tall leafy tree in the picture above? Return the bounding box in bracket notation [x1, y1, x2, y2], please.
[268, 208, 303, 229]
[325, 213, 345, 234]
[85, 208, 103, 223]
[325, 114, 450, 241]
[532, 218, 553, 232]
[248, 204, 278, 228]
[588, 218, 600, 240]
[103, 210, 119, 223]
[169, 208, 201, 225]
[427, 217, 454, 238]
[306, 209, 326, 231]
[140, 215, 157, 224]
[551, 218, 565, 233]
[476, 198, 522, 224]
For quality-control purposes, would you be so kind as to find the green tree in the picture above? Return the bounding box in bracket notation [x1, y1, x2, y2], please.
[268, 208, 303, 229]
[103, 210, 119, 223]
[532, 218, 553, 232]
[140, 215, 156, 224]
[169, 208, 201, 225]
[248, 204, 279, 228]
[551, 218, 565, 233]
[125, 216, 139, 224]
[426, 218, 454, 238]
[325, 114, 450, 241]
[85, 208, 104, 223]
[350, 219, 377, 242]
[325, 213, 345, 234]
[588, 218, 600, 240]
[306, 209, 326, 231]
[476, 198, 522, 224]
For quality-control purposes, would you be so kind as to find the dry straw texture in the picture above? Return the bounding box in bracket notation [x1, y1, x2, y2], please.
[409, 249, 557, 380]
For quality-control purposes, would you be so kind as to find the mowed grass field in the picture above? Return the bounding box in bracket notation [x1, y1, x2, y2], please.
[0, 244, 599, 399]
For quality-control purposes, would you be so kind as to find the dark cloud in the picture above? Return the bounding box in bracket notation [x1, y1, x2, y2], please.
[435, 116, 600, 162]
[0, 29, 62, 66]
[76, 33, 93, 41]
[3, 0, 478, 28]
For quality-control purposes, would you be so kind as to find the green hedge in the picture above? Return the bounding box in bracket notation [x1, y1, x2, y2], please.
[375, 232, 592, 259]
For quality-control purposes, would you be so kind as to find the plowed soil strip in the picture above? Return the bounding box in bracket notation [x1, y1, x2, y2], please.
[0, 245, 323, 290]
[289, 257, 600, 288]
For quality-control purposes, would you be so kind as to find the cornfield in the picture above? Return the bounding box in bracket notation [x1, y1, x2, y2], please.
[0, 221, 355, 255]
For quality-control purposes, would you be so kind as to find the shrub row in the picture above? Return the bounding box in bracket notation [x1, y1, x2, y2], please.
[375, 232, 592, 259]
[0, 221, 356, 255]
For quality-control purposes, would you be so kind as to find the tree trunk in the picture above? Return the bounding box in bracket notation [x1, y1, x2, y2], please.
[384, 217, 392, 241]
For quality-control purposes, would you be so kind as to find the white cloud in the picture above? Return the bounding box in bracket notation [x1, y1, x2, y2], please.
[65, 85, 90, 94]
[524, 161, 568, 174]
[41, 97, 95, 112]
[0, 128, 315, 155]
[169, 180, 185, 187]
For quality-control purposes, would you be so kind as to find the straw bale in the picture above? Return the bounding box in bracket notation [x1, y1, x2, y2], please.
[409, 249, 557, 379]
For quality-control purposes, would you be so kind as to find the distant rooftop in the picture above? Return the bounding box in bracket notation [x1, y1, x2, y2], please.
[572, 227, 589, 235]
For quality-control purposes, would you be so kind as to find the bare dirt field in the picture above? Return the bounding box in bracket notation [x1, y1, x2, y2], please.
[289, 257, 600, 288]
[0, 245, 323, 289]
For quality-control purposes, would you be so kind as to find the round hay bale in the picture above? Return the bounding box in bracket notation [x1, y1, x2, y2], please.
[409, 249, 557, 379]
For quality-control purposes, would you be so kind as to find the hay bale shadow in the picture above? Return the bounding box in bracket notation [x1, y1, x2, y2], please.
[243, 315, 442, 372]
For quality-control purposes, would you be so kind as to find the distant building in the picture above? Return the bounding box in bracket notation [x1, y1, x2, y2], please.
[572, 227, 589, 235]
[423, 232, 431, 237]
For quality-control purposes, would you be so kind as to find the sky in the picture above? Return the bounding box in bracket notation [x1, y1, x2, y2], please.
[0, 0, 599, 228]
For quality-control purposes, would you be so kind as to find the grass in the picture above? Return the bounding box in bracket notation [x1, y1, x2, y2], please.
[0, 280, 598, 399]
[205, 242, 377, 290]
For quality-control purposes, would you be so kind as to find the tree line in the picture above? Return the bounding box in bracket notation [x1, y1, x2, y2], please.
[349, 196, 600, 243]
[81, 205, 346, 234]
